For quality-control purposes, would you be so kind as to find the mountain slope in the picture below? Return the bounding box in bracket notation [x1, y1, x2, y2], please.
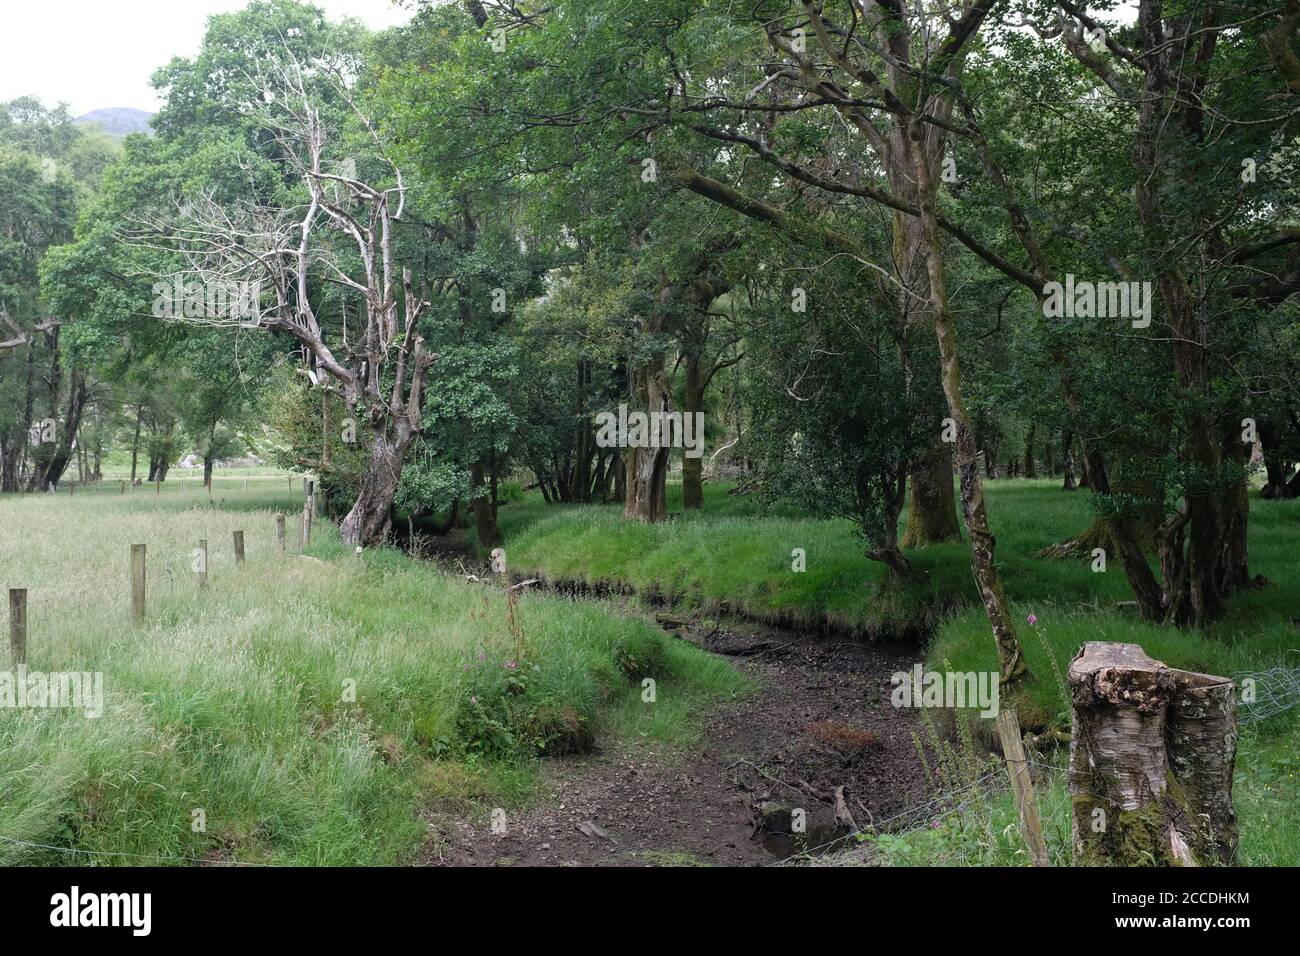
[75, 107, 154, 138]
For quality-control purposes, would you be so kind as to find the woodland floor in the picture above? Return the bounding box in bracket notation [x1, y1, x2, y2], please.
[425, 618, 932, 867]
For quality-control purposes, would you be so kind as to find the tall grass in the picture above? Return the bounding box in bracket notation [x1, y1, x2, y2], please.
[0, 486, 747, 864]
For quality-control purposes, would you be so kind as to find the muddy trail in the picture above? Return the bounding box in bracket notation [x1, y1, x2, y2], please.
[423, 600, 935, 867]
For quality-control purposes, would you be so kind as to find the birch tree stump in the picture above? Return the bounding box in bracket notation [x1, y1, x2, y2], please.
[1068, 641, 1237, 866]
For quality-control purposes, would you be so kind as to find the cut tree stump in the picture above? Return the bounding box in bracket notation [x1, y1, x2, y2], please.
[1068, 641, 1237, 866]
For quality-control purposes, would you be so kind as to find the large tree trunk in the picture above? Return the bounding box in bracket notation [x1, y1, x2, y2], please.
[681, 350, 705, 510]
[1023, 423, 1037, 478]
[1218, 442, 1255, 593]
[902, 435, 962, 546]
[890, 163, 961, 549]
[1130, 0, 1236, 626]
[1069, 641, 1238, 866]
[339, 435, 404, 547]
[29, 366, 88, 492]
[623, 350, 671, 523]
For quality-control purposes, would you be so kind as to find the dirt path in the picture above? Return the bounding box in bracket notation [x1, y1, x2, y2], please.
[426, 619, 932, 867]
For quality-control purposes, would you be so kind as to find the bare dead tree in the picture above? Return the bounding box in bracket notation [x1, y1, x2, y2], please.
[128, 51, 435, 546]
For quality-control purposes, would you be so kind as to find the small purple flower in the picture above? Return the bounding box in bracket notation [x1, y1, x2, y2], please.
[503, 660, 518, 670]
[470, 695, 478, 705]
[1027, 614, 1038, 626]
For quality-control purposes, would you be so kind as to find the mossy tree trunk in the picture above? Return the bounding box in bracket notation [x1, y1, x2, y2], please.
[1069, 642, 1237, 866]
[902, 435, 962, 546]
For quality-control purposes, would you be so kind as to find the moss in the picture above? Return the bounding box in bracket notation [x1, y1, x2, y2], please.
[1075, 796, 1182, 866]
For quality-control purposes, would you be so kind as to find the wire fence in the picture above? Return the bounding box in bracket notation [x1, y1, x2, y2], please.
[1236, 654, 1300, 725]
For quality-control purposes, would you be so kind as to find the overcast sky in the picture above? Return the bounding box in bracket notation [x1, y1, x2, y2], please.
[0, 0, 416, 117]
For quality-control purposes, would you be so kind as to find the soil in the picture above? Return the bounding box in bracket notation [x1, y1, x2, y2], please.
[423, 615, 934, 867]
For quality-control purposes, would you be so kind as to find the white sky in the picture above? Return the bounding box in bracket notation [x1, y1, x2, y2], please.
[0, 0, 416, 116]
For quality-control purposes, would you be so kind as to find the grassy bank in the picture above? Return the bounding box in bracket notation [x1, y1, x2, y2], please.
[498, 478, 1299, 865]
[0, 487, 747, 865]
[498, 481, 1139, 636]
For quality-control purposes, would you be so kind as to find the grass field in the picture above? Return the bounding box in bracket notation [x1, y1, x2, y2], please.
[496, 477, 1300, 865]
[2, 475, 1294, 865]
[0, 482, 746, 865]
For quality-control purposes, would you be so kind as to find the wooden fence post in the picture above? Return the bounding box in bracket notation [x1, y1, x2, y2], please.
[996, 708, 1051, 866]
[9, 588, 27, 666]
[301, 482, 314, 549]
[276, 514, 286, 553]
[197, 539, 209, 588]
[131, 544, 146, 622]
[120, 480, 125, 495]
[1068, 641, 1238, 866]
[233, 530, 245, 565]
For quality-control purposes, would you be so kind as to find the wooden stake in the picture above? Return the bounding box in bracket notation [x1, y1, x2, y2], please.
[120, 480, 125, 495]
[9, 588, 27, 666]
[276, 514, 286, 553]
[197, 539, 208, 588]
[997, 708, 1051, 867]
[301, 481, 314, 549]
[155, 479, 160, 495]
[130, 544, 146, 622]
[233, 530, 245, 564]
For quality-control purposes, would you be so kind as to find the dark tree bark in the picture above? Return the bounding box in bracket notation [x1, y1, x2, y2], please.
[129, 404, 142, 482]
[902, 435, 962, 546]
[623, 352, 672, 524]
[1062, 430, 1078, 491]
[681, 349, 705, 510]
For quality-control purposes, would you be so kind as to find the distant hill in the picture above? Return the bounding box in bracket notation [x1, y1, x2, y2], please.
[75, 107, 154, 138]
